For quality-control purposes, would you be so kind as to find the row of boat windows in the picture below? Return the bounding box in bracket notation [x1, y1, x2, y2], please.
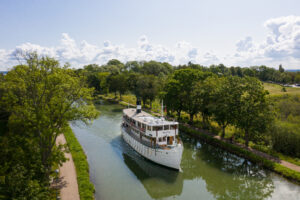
[133, 129, 174, 144]
[123, 115, 177, 131]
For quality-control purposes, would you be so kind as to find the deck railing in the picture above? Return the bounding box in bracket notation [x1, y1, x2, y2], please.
[122, 124, 161, 149]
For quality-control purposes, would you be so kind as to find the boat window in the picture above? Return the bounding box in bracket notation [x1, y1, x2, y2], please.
[154, 126, 163, 131]
[142, 124, 146, 129]
[163, 125, 169, 130]
[147, 126, 151, 131]
[159, 137, 162, 142]
[171, 125, 177, 130]
[163, 136, 166, 141]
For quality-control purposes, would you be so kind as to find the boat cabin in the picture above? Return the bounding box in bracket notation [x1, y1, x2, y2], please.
[122, 108, 179, 147]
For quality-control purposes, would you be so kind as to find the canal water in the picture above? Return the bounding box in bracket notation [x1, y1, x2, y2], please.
[70, 101, 300, 200]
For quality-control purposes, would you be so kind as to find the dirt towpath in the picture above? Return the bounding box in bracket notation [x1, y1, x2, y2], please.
[56, 134, 80, 200]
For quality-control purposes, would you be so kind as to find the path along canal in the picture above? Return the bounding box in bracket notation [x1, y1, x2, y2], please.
[70, 101, 300, 200]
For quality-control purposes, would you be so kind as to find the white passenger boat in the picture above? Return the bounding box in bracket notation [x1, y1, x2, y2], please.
[121, 101, 183, 170]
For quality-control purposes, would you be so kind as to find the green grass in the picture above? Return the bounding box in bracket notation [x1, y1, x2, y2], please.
[263, 82, 300, 95]
[180, 125, 300, 184]
[64, 126, 95, 200]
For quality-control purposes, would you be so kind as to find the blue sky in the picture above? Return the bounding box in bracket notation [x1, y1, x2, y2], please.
[0, 0, 300, 70]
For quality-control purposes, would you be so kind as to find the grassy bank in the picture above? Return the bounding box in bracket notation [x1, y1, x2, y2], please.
[180, 125, 300, 184]
[64, 126, 95, 200]
[263, 82, 300, 95]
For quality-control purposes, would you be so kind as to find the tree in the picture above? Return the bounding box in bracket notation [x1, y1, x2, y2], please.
[125, 61, 141, 72]
[163, 68, 205, 120]
[141, 61, 172, 76]
[136, 75, 159, 107]
[98, 72, 110, 94]
[236, 77, 273, 147]
[163, 79, 183, 119]
[279, 64, 284, 73]
[295, 73, 300, 83]
[212, 76, 243, 138]
[0, 52, 99, 186]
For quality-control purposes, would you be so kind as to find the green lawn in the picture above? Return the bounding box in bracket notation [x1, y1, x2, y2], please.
[263, 82, 300, 95]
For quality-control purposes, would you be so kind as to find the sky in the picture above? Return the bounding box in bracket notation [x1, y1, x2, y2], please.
[0, 0, 300, 70]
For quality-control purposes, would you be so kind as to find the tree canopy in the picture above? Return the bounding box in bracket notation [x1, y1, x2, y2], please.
[0, 53, 99, 199]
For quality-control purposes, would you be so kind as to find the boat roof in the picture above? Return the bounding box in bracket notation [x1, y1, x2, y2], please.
[123, 108, 178, 126]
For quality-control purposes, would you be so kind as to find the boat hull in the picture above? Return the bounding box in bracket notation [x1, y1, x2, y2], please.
[121, 127, 183, 170]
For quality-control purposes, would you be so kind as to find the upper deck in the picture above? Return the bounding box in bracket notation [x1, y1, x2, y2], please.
[123, 108, 178, 127]
[122, 108, 179, 146]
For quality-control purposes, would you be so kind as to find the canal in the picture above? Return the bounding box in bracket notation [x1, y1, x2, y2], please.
[70, 101, 300, 200]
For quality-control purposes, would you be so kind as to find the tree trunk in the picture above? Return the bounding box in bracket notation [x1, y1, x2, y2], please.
[202, 113, 208, 129]
[245, 129, 249, 147]
[177, 110, 181, 120]
[221, 124, 226, 138]
[189, 113, 194, 124]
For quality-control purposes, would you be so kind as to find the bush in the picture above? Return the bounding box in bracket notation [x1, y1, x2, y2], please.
[64, 126, 95, 200]
[270, 123, 300, 158]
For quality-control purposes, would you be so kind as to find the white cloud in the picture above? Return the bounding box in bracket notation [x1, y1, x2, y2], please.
[236, 36, 253, 52]
[232, 15, 300, 67]
[1, 16, 300, 71]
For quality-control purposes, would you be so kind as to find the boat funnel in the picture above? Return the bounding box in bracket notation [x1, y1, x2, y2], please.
[136, 100, 142, 113]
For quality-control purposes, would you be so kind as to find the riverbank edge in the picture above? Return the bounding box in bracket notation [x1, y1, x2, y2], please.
[64, 126, 95, 200]
[180, 125, 300, 184]
[98, 95, 300, 184]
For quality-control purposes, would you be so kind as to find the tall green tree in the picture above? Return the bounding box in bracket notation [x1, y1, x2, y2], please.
[0, 53, 99, 188]
[236, 77, 273, 147]
[136, 75, 159, 107]
[279, 64, 284, 73]
[191, 74, 216, 127]
[212, 76, 243, 138]
[163, 68, 204, 120]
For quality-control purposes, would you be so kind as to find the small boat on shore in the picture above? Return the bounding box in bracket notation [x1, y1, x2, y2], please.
[121, 101, 183, 170]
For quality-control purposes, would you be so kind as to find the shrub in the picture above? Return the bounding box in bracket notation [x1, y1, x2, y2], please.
[64, 126, 95, 200]
[270, 123, 300, 158]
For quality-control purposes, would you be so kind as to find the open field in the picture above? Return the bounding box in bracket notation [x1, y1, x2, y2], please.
[263, 82, 300, 95]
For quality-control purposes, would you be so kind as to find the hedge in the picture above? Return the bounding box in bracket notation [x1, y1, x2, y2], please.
[64, 126, 95, 200]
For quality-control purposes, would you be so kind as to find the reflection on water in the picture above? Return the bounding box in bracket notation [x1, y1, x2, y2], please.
[181, 137, 274, 200]
[70, 101, 300, 200]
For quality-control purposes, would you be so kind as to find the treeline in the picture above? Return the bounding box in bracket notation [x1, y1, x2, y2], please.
[184, 63, 300, 84]
[0, 53, 99, 199]
[81, 59, 300, 157]
[81, 61, 300, 94]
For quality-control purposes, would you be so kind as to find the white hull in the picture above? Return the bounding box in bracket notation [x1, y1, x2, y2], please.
[121, 127, 183, 170]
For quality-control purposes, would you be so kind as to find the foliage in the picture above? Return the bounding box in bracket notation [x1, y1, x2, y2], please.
[163, 68, 206, 120]
[191, 74, 216, 126]
[268, 95, 300, 157]
[136, 75, 159, 106]
[0, 52, 99, 199]
[270, 122, 300, 158]
[64, 126, 95, 200]
[211, 76, 243, 138]
[236, 77, 274, 147]
[141, 61, 173, 76]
